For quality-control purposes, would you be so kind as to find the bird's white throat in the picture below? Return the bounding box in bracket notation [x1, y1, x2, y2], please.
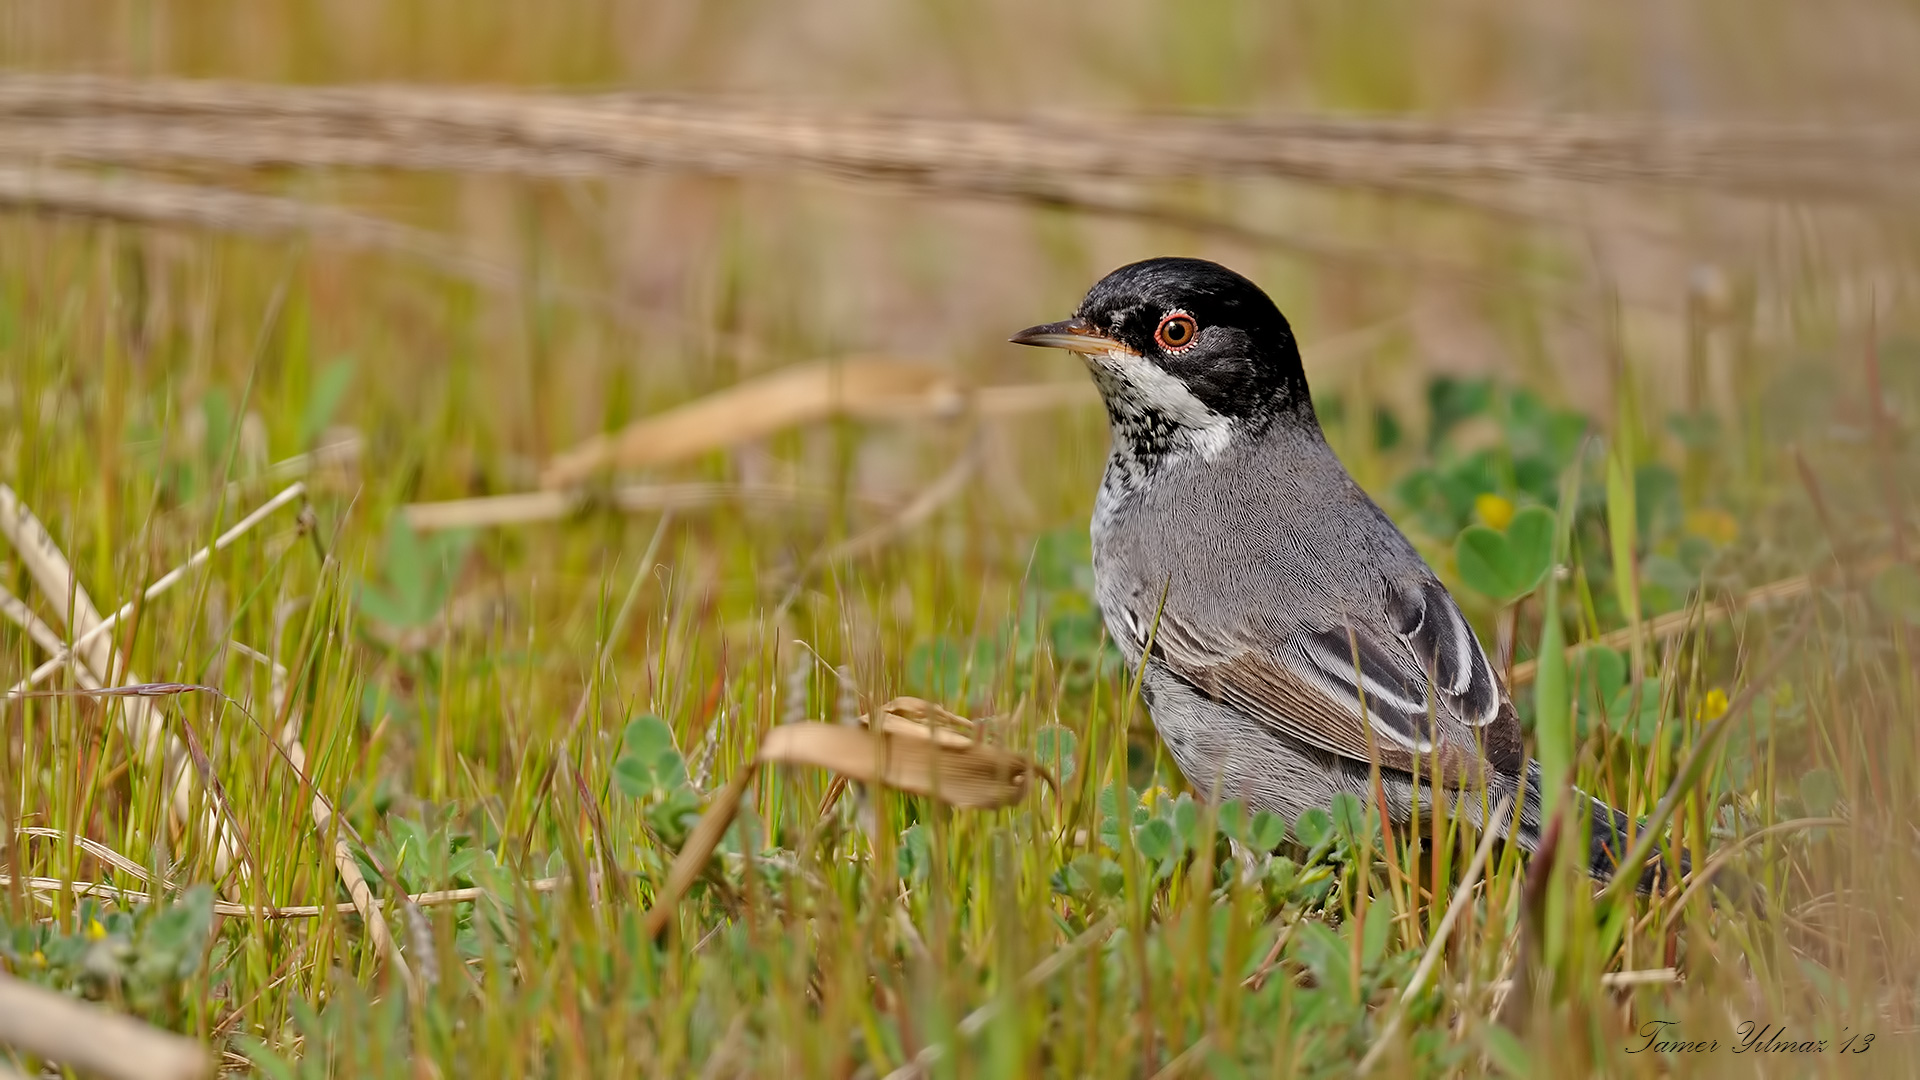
[1088, 347, 1235, 464]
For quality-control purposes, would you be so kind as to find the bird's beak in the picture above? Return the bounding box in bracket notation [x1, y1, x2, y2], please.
[1009, 317, 1122, 355]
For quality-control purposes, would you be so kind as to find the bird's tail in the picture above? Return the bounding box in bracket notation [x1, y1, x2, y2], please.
[1490, 762, 1690, 891]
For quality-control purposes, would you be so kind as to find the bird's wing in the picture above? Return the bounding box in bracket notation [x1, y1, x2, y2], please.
[1137, 575, 1517, 783]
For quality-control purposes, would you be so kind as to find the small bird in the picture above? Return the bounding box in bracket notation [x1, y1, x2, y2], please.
[1013, 256, 1677, 886]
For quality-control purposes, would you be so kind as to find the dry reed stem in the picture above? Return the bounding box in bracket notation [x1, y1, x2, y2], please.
[0, 164, 514, 289]
[823, 440, 981, 566]
[0, 971, 209, 1080]
[759, 722, 1037, 809]
[278, 726, 418, 999]
[770, 438, 982, 621]
[0, 485, 245, 882]
[541, 322, 1395, 494]
[0, 872, 565, 919]
[1506, 571, 1815, 688]
[1482, 967, 1678, 994]
[402, 482, 894, 532]
[10, 481, 308, 694]
[1, 75, 1914, 203]
[541, 359, 963, 488]
[0, 582, 71, 657]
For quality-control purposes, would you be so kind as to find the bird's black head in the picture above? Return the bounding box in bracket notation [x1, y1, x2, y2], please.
[1011, 258, 1314, 448]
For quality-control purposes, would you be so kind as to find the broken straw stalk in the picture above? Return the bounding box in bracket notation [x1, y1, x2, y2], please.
[7, 481, 307, 693]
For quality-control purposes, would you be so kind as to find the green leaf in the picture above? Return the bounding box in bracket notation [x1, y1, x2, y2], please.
[899, 823, 932, 882]
[1455, 525, 1515, 599]
[1454, 506, 1554, 601]
[1248, 810, 1287, 851]
[654, 748, 689, 789]
[1799, 768, 1840, 816]
[1135, 818, 1176, 862]
[1288, 919, 1353, 1000]
[1293, 807, 1333, 851]
[1034, 724, 1078, 784]
[1329, 792, 1371, 848]
[1871, 564, 1920, 623]
[1577, 646, 1628, 705]
[1215, 799, 1248, 844]
[353, 583, 409, 629]
[1427, 375, 1493, 452]
[1359, 900, 1392, 966]
[1171, 794, 1200, 846]
[615, 716, 684, 799]
[384, 515, 430, 619]
[300, 356, 356, 445]
[622, 715, 675, 759]
[1504, 506, 1556, 592]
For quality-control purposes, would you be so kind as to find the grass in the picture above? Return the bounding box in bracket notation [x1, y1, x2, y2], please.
[3, 2, 1920, 1077]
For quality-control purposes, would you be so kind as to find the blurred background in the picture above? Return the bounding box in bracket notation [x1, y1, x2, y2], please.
[4, 0, 1917, 494]
[3, 2, 1919, 1075]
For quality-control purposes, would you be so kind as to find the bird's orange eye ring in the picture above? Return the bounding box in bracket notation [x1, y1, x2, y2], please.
[1155, 312, 1198, 351]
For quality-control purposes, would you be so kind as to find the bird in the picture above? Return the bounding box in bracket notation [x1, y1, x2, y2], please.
[1011, 256, 1681, 888]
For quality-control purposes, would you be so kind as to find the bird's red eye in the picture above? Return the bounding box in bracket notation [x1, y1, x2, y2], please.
[1156, 313, 1197, 350]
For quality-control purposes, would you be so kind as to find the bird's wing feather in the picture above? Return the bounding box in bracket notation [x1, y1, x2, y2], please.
[1382, 576, 1502, 728]
[1138, 575, 1513, 785]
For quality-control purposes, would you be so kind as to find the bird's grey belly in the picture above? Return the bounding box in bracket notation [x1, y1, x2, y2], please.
[1139, 661, 1538, 845]
[1139, 660, 1432, 829]
[1141, 660, 1348, 818]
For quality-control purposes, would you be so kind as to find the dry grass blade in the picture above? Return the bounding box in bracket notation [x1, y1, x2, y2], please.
[14, 826, 158, 884]
[0, 165, 513, 290]
[1652, 817, 1846, 936]
[640, 708, 1042, 939]
[1357, 795, 1513, 1075]
[0, 971, 209, 1080]
[640, 762, 759, 940]
[1507, 570, 1817, 688]
[1595, 609, 1816, 906]
[759, 721, 1037, 810]
[7, 666, 420, 992]
[541, 359, 962, 488]
[881, 912, 1121, 1080]
[2, 75, 1916, 204]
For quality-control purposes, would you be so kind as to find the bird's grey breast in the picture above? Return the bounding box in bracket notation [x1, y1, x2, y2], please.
[1090, 423, 1419, 657]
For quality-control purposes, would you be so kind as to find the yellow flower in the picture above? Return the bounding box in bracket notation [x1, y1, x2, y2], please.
[30, 950, 46, 967]
[1685, 509, 1739, 546]
[1694, 687, 1729, 722]
[1475, 493, 1516, 532]
[84, 918, 106, 940]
